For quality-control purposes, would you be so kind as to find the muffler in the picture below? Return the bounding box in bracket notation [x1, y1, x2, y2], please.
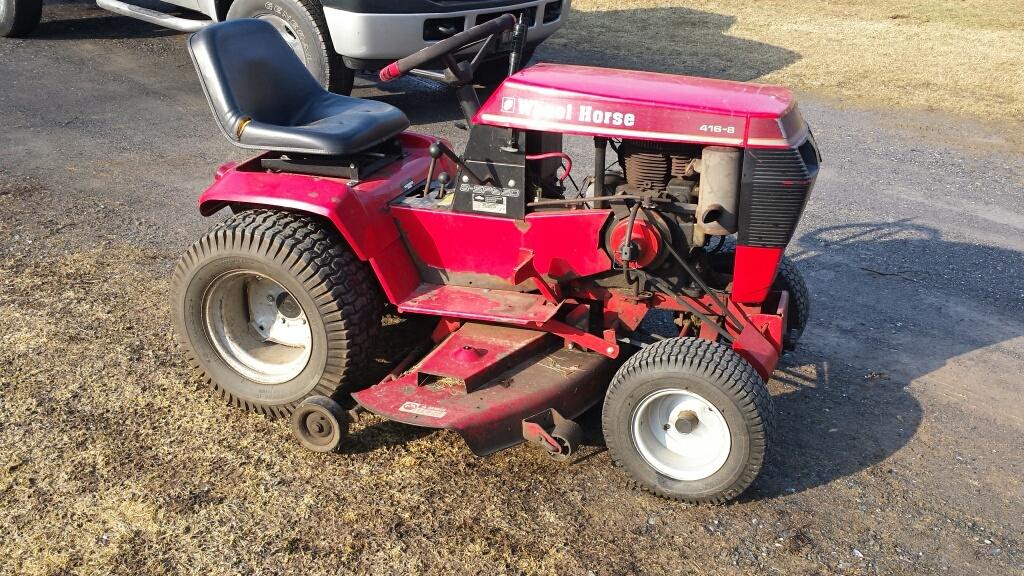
[694, 146, 741, 246]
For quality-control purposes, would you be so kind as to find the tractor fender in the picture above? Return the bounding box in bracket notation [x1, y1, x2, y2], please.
[198, 162, 396, 260]
[197, 133, 448, 303]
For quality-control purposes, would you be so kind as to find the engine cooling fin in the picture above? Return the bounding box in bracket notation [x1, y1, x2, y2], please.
[624, 151, 670, 193]
[620, 139, 700, 194]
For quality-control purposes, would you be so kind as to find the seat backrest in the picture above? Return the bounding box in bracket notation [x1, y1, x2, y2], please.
[188, 19, 326, 143]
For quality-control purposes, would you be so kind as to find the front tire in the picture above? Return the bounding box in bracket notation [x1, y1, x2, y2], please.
[773, 256, 810, 348]
[172, 210, 380, 418]
[0, 0, 42, 37]
[226, 0, 354, 94]
[602, 338, 774, 503]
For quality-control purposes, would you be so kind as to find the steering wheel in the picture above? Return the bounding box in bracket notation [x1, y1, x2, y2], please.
[379, 14, 517, 83]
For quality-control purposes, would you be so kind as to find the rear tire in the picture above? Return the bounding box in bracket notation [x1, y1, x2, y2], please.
[172, 209, 381, 418]
[602, 338, 773, 503]
[0, 0, 42, 38]
[226, 0, 354, 94]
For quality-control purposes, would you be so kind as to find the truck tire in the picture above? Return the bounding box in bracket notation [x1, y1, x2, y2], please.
[171, 209, 381, 418]
[227, 0, 354, 95]
[0, 0, 42, 37]
[602, 337, 773, 504]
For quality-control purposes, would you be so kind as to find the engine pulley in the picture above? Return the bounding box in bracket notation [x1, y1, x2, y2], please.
[608, 217, 663, 269]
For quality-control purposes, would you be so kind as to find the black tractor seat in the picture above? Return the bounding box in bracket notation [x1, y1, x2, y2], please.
[188, 19, 409, 156]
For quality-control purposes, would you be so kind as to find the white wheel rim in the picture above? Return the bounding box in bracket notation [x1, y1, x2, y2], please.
[202, 271, 312, 385]
[631, 388, 731, 481]
[256, 14, 305, 62]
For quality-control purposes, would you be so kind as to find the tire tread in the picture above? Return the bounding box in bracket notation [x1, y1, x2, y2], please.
[226, 0, 353, 94]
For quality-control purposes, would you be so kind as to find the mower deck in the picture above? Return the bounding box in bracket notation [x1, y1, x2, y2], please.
[396, 284, 560, 325]
[352, 322, 616, 455]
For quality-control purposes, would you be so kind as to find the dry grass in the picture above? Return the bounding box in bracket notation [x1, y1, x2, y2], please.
[0, 243, 822, 576]
[549, 0, 1024, 121]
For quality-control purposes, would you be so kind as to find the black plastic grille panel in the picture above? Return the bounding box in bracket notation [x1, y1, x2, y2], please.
[737, 140, 818, 247]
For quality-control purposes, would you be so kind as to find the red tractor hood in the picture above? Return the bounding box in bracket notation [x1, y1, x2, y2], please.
[474, 63, 807, 148]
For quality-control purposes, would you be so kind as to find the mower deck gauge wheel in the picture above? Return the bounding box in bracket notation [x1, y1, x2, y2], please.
[548, 417, 584, 462]
[291, 395, 350, 452]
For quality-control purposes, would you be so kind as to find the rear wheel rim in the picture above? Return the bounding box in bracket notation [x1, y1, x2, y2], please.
[202, 271, 312, 385]
[631, 388, 731, 481]
[256, 14, 305, 62]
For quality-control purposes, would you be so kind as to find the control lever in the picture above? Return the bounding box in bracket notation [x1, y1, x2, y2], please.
[503, 15, 529, 150]
[436, 172, 451, 196]
[420, 145, 452, 197]
[428, 141, 487, 185]
[506, 15, 528, 77]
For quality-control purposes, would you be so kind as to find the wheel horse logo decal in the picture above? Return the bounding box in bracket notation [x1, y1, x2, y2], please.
[497, 95, 638, 127]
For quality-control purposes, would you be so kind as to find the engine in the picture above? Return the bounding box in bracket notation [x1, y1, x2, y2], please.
[603, 139, 745, 269]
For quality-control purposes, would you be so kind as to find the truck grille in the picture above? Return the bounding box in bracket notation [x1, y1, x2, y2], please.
[737, 138, 819, 247]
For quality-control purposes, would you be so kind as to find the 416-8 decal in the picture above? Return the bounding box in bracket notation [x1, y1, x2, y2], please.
[699, 124, 737, 134]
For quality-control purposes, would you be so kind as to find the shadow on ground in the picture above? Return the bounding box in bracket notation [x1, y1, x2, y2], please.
[752, 219, 1023, 498]
[542, 7, 800, 81]
[19, 2, 800, 125]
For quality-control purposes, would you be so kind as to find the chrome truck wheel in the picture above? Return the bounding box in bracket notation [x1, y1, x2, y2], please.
[256, 13, 305, 60]
[172, 210, 381, 418]
[602, 337, 774, 504]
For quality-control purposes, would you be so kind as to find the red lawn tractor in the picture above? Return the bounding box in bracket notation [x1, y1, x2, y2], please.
[174, 15, 817, 503]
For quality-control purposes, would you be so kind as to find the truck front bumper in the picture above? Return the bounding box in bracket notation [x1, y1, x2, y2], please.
[321, 0, 569, 64]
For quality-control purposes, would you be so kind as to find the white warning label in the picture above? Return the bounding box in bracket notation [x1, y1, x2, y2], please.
[472, 194, 507, 214]
[460, 182, 519, 215]
[398, 401, 447, 418]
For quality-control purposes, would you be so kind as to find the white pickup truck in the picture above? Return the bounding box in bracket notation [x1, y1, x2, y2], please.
[1, 0, 569, 93]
